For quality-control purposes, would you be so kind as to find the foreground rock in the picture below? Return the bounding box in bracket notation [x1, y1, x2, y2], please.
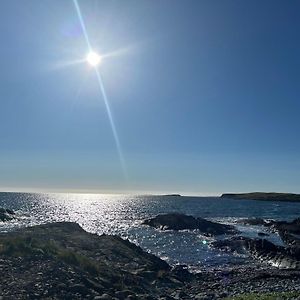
[0, 222, 187, 299]
[143, 213, 238, 236]
[0, 207, 15, 222]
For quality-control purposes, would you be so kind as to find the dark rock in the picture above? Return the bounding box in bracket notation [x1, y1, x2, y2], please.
[236, 218, 267, 226]
[142, 213, 237, 236]
[0, 222, 175, 299]
[5, 209, 15, 215]
[245, 238, 300, 269]
[258, 232, 269, 237]
[0, 208, 15, 222]
[271, 218, 300, 234]
[212, 236, 300, 269]
[211, 236, 249, 255]
[171, 265, 193, 282]
[279, 230, 300, 247]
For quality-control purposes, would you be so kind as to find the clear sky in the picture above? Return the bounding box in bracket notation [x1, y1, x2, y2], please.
[0, 0, 299, 195]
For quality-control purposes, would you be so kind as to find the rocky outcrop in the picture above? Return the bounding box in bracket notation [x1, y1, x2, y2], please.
[270, 219, 300, 235]
[211, 236, 249, 255]
[235, 217, 300, 248]
[212, 236, 300, 269]
[236, 218, 268, 226]
[142, 213, 238, 236]
[278, 230, 300, 247]
[0, 222, 195, 299]
[246, 238, 300, 269]
[0, 208, 15, 222]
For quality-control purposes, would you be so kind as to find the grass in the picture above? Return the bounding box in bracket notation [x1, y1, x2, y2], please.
[0, 235, 99, 276]
[226, 291, 300, 300]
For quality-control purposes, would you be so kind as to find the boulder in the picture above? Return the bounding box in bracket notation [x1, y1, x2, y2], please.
[142, 213, 237, 236]
[0, 208, 15, 222]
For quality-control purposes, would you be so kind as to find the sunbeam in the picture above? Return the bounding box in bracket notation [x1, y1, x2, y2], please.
[72, 0, 128, 179]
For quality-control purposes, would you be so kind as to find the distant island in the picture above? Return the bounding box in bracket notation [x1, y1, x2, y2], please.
[221, 192, 300, 202]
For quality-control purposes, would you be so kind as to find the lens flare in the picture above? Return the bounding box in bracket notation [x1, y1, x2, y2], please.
[86, 51, 101, 67]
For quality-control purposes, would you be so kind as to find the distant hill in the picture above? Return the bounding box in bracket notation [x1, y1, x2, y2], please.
[220, 192, 300, 202]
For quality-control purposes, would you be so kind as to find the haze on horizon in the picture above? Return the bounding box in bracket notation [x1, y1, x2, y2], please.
[0, 0, 299, 196]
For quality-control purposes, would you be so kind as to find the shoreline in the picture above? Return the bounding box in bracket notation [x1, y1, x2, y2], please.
[1, 221, 300, 299]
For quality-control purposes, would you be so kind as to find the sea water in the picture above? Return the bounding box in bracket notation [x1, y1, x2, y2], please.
[1, 192, 300, 271]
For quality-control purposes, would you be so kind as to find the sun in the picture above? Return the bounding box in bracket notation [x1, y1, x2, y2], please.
[86, 51, 102, 67]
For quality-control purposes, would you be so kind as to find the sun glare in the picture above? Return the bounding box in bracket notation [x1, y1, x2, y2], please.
[86, 51, 102, 67]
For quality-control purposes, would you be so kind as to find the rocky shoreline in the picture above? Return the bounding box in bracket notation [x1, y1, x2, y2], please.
[1, 212, 300, 299]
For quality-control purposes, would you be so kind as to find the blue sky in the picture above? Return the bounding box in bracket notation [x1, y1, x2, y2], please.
[0, 0, 299, 195]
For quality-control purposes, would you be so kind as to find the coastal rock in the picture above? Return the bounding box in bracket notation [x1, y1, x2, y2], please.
[171, 265, 193, 282]
[246, 238, 300, 269]
[0, 222, 173, 299]
[278, 230, 300, 247]
[212, 236, 300, 269]
[0, 208, 15, 222]
[142, 213, 237, 236]
[236, 217, 300, 242]
[211, 236, 249, 255]
[270, 218, 300, 235]
[236, 218, 267, 226]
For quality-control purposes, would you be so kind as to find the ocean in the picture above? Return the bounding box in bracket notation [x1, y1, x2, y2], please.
[1, 192, 300, 272]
